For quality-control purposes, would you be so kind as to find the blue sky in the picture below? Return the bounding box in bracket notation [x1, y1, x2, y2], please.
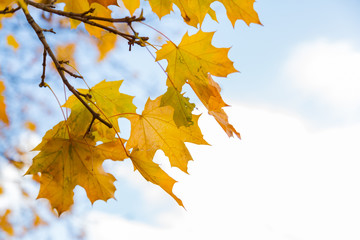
[3, 1, 360, 239]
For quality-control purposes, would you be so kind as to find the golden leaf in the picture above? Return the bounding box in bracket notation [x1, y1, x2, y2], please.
[130, 149, 183, 206]
[85, 3, 113, 38]
[220, 0, 261, 26]
[26, 127, 127, 215]
[156, 30, 237, 90]
[87, 0, 118, 7]
[63, 80, 136, 141]
[147, 0, 173, 19]
[95, 32, 117, 61]
[0, 209, 14, 236]
[6, 35, 19, 50]
[25, 121, 37, 131]
[189, 74, 240, 138]
[58, 0, 90, 28]
[125, 96, 208, 173]
[160, 86, 195, 127]
[121, 0, 140, 15]
[0, 81, 9, 125]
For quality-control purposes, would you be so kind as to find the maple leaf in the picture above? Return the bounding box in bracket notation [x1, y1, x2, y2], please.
[58, 0, 90, 28]
[220, 0, 261, 26]
[181, 0, 213, 26]
[6, 35, 19, 50]
[147, 0, 260, 27]
[160, 86, 195, 127]
[87, 0, 118, 7]
[188, 74, 240, 138]
[147, 0, 173, 19]
[95, 32, 117, 61]
[156, 30, 237, 91]
[121, 0, 140, 16]
[85, 3, 114, 38]
[0, 1, 16, 29]
[125, 96, 208, 173]
[0, 80, 9, 125]
[63, 80, 136, 141]
[0, 209, 14, 236]
[55, 43, 76, 67]
[26, 122, 128, 215]
[156, 31, 240, 137]
[0, 0, 15, 9]
[130, 149, 183, 206]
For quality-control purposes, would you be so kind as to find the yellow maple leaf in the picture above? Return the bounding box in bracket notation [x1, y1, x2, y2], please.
[160, 86, 195, 127]
[156, 31, 240, 138]
[0, 81, 9, 125]
[125, 96, 208, 173]
[147, 0, 173, 19]
[184, 0, 213, 26]
[0, 0, 15, 8]
[0, 1, 18, 29]
[63, 80, 136, 141]
[25, 121, 37, 131]
[220, 0, 261, 26]
[130, 149, 183, 206]
[156, 30, 237, 91]
[85, 3, 114, 38]
[189, 74, 240, 138]
[121, 0, 140, 15]
[26, 122, 127, 215]
[147, 0, 260, 27]
[58, 0, 90, 28]
[55, 43, 76, 68]
[0, 209, 14, 236]
[6, 35, 19, 50]
[95, 32, 117, 61]
[87, 0, 118, 7]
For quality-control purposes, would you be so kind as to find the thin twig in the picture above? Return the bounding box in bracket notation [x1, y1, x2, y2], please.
[84, 116, 96, 137]
[61, 67, 84, 79]
[25, 0, 148, 46]
[21, 7, 113, 129]
[0, 6, 21, 15]
[40, 48, 47, 87]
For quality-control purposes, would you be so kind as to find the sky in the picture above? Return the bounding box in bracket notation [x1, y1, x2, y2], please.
[2, 0, 360, 239]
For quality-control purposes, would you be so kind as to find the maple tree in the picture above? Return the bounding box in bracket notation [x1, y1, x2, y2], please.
[0, 0, 261, 234]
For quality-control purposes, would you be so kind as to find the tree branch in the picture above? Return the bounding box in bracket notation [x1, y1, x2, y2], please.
[21, 6, 113, 129]
[25, 0, 148, 47]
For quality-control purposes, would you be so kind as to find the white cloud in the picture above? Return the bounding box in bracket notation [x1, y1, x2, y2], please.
[85, 104, 360, 240]
[284, 39, 360, 111]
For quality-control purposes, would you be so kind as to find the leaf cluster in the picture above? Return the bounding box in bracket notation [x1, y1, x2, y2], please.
[0, 0, 261, 216]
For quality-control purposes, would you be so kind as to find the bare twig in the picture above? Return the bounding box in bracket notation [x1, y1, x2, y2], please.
[21, 7, 113, 129]
[61, 67, 84, 79]
[40, 48, 47, 87]
[25, 0, 148, 46]
[0, 6, 21, 15]
[84, 116, 96, 137]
